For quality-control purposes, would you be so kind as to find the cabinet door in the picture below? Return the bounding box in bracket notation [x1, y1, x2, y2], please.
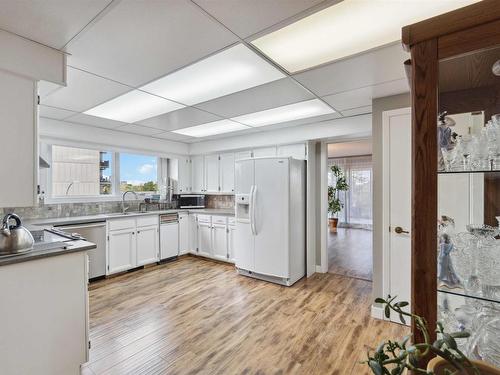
[235, 150, 252, 160]
[253, 146, 276, 158]
[212, 224, 228, 261]
[228, 225, 236, 263]
[160, 223, 179, 259]
[191, 155, 205, 193]
[198, 222, 212, 257]
[136, 225, 159, 266]
[178, 157, 191, 193]
[179, 213, 189, 255]
[189, 214, 198, 252]
[219, 153, 235, 193]
[205, 154, 219, 193]
[107, 229, 136, 274]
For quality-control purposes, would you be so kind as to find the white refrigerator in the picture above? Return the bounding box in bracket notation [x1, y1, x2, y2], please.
[234, 157, 306, 286]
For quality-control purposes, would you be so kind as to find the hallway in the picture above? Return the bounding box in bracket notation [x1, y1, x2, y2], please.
[328, 228, 373, 281]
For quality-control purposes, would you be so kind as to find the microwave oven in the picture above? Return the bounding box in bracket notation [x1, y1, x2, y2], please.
[178, 194, 205, 209]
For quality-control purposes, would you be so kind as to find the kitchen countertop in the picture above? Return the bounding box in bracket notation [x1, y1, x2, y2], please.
[24, 208, 235, 229]
[0, 239, 96, 267]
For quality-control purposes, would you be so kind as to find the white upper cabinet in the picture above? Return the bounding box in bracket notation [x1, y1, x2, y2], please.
[191, 155, 205, 193]
[253, 146, 277, 158]
[277, 143, 307, 160]
[177, 156, 191, 193]
[235, 150, 252, 160]
[219, 153, 235, 193]
[204, 154, 219, 193]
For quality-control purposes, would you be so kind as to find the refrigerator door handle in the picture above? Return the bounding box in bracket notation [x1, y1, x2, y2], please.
[249, 185, 256, 235]
[251, 185, 257, 235]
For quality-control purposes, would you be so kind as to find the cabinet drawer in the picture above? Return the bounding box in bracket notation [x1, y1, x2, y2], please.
[212, 216, 227, 225]
[136, 215, 159, 228]
[108, 218, 136, 231]
[197, 214, 211, 223]
[228, 217, 235, 226]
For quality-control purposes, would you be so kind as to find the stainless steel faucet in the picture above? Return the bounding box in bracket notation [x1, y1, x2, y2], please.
[122, 190, 138, 213]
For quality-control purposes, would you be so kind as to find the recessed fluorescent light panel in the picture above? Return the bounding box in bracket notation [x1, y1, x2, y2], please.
[141, 44, 286, 105]
[252, 0, 480, 73]
[84, 90, 185, 123]
[172, 120, 249, 138]
[232, 99, 334, 127]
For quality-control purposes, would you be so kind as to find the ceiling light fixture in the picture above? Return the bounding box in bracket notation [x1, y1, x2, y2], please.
[252, 0, 480, 73]
[172, 119, 249, 138]
[232, 99, 334, 127]
[84, 90, 185, 123]
[141, 44, 285, 105]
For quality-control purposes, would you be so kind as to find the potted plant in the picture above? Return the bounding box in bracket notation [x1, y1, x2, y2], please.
[328, 165, 349, 232]
[364, 296, 500, 375]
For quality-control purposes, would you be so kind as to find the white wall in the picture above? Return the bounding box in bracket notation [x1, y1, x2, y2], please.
[189, 115, 371, 155]
[39, 118, 189, 157]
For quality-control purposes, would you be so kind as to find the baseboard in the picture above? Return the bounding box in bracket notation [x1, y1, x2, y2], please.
[315, 265, 324, 273]
[371, 305, 385, 320]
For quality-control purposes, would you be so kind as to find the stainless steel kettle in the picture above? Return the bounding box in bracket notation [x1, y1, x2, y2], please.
[0, 213, 34, 255]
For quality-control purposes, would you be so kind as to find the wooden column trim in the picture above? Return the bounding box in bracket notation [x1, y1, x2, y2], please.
[410, 39, 438, 347]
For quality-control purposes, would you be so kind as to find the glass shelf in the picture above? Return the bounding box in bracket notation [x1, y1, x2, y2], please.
[438, 287, 500, 305]
[438, 169, 500, 175]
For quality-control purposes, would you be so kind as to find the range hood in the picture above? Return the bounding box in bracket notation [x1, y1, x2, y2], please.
[39, 156, 50, 169]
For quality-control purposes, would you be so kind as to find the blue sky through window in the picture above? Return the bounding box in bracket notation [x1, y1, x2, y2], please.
[119, 153, 157, 185]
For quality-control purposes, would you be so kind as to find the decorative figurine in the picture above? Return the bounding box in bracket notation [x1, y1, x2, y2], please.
[438, 215, 461, 288]
[438, 111, 457, 171]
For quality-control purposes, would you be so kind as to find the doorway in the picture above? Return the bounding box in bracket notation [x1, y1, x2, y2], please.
[326, 141, 373, 281]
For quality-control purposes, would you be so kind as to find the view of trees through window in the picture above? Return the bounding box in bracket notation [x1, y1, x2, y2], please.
[119, 153, 158, 193]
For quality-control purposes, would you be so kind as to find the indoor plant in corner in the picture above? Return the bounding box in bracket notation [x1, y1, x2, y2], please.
[364, 296, 500, 375]
[328, 165, 349, 232]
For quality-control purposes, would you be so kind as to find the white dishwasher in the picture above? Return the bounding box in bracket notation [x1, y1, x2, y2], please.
[160, 213, 179, 260]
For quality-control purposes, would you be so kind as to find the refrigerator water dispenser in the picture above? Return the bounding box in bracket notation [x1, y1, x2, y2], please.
[235, 194, 250, 221]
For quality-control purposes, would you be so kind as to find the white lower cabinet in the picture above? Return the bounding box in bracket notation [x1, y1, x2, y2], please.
[179, 212, 189, 255]
[136, 225, 159, 266]
[228, 224, 236, 263]
[189, 214, 198, 252]
[107, 228, 136, 274]
[198, 221, 212, 257]
[107, 216, 159, 275]
[212, 223, 228, 261]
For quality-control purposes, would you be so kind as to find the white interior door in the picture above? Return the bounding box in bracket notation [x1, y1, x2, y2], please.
[254, 158, 289, 278]
[384, 108, 412, 323]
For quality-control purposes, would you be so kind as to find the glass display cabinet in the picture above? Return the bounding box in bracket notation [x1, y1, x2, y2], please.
[403, 0, 500, 368]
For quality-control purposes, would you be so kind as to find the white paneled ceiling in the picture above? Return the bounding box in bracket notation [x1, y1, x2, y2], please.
[192, 0, 326, 38]
[195, 78, 314, 118]
[322, 78, 409, 111]
[42, 67, 131, 112]
[293, 43, 409, 97]
[137, 107, 222, 132]
[38, 105, 77, 121]
[66, 0, 238, 87]
[0, 0, 426, 142]
[0, 0, 111, 49]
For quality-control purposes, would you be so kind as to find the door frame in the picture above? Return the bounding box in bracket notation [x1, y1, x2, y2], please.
[382, 107, 411, 321]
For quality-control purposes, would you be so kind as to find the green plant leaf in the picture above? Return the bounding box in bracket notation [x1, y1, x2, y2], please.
[443, 333, 457, 350]
[375, 297, 386, 304]
[450, 331, 470, 339]
[368, 360, 383, 375]
[384, 305, 391, 319]
[398, 314, 406, 325]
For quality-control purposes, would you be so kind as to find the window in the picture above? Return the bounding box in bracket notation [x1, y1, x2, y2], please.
[51, 145, 113, 196]
[328, 156, 372, 228]
[119, 153, 158, 193]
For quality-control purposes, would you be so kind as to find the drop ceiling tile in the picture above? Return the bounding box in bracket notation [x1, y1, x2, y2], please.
[66, 0, 238, 87]
[322, 79, 409, 111]
[0, 0, 111, 49]
[340, 106, 372, 117]
[293, 43, 409, 97]
[248, 112, 342, 132]
[39, 105, 77, 120]
[116, 124, 164, 136]
[64, 113, 127, 129]
[136, 107, 221, 131]
[193, 0, 325, 39]
[42, 67, 131, 112]
[195, 78, 314, 118]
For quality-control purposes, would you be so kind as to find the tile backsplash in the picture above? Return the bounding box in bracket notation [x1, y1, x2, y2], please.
[0, 200, 176, 220]
[205, 195, 234, 209]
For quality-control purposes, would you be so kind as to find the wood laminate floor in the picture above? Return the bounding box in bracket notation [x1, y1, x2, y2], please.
[83, 256, 406, 375]
[328, 228, 373, 281]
